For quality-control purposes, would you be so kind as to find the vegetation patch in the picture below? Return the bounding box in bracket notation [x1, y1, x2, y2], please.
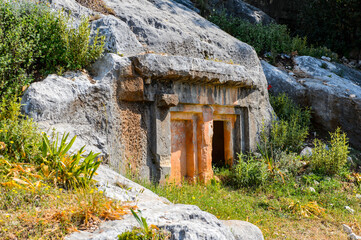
[0, 0, 104, 99]
[0, 1, 130, 238]
[138, 93, 361, 239]
[118, 209, 171, 240]
[208, 12, 337, 61]
[0, 98, 131, 238]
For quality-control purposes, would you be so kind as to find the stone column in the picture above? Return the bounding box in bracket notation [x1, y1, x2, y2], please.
[155, 94, 179, 182]
[197, 105, 214, 182]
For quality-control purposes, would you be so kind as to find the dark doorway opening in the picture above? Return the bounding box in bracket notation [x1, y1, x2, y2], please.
[212, 121, 225, 168]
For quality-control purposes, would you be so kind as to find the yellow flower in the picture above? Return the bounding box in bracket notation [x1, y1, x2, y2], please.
[57, 195, 60, 198]
[192, 196, 195, 200]
[10, 141, 13, 144]
[99, 191, 103, 194]
[4, 130, 7, 132]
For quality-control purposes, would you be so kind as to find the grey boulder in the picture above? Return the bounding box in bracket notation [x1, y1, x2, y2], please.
[262, 56, 361, 149]
[221, 220, 265, 240]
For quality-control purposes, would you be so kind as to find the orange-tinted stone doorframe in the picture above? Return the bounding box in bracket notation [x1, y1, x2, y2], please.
[170, 104, 238, 183]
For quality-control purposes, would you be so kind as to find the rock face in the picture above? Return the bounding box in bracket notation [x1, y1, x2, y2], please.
[262, 56, 361, 148]
[207, 0, 274, 25]
[221, 220, 265, 240]
[23, 0, 272, 182]
[66, 165, 264, 240]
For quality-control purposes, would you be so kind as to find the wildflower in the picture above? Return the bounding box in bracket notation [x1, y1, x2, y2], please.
[10, 141, 13, 144]
[57, 195, 60, 198]
[267, 84, 272, 90]
[192, 196, 195, 200]
[99, 191, 103, 194]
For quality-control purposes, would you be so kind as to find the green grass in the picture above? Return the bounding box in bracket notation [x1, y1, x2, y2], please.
[140, 175, 361, 239]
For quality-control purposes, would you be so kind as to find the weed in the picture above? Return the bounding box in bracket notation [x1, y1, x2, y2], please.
[40, 133, 101, 189]
[310, 128, 349, 176]
[0, 185, 130, 239]
[0, 97, 42, 163]
[229, 153, 269, 188]
[264, 93, 311, 152]
[118, 209, 171, 240]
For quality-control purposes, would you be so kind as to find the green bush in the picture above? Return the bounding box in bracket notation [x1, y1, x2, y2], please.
[208, 12, 337, 59]
[274, 151, 304, 178]
[230, 153, 269, 188]
[0, 0, 104, 98]
[0, 97, 42, 163]
[40, 133, 101, 189]
[264, 94, 311, 152]
[310, 128, 349, 176]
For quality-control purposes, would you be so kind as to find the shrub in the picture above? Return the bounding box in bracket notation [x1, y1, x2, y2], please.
[309, 128, 349, 176]
[0, 0, 104, 98]
[0, 97, 42, 163]
[230, 153, 269, 188]
[40, 133, 101, 189]
[276, 151, 304, 177]
[208, 12, 337, 59]
[263, 94, 311, 152]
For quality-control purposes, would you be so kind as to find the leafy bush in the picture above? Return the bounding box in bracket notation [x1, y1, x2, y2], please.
[263, 94, 311, 152]
[40, 133, 101, 189]
[275, 151, 304, 177]
[0, 0, 104, 98]
[208, 12, 337, 59]
[230, 153, 269, 188]
[309, 128, 349, 176]
[0, 97, 42, 163]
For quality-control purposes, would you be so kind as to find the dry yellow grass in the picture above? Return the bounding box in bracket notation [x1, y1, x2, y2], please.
[76, 0, 115, 15]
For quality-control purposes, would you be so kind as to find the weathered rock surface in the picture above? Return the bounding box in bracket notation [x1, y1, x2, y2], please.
[65, 165, 264, 240]
[261, 60, 306, 104]
[221, 220, 265, 240]
[48, 0, 264, 73]
[207, 0, 274, 25]
[262, 56, 361, 148]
